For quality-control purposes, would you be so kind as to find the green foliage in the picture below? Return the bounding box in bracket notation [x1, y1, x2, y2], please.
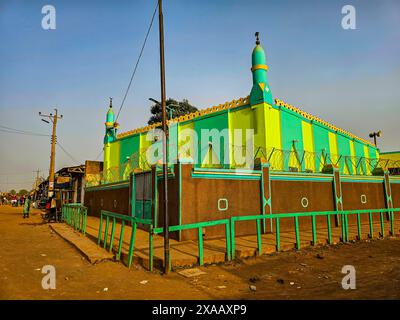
[9, 189, 16, 195]
[148, 98, 198, 125]
[18, 189, 29, 196]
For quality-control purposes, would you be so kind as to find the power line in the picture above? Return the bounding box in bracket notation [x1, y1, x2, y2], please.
[95, 149, 103, 161]
[0, 126, 50, 137]
[57, 141, 81, 165]
[115, 1, 158, 121]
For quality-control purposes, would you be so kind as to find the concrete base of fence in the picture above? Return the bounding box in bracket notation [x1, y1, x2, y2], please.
[50, 223, 114, 264]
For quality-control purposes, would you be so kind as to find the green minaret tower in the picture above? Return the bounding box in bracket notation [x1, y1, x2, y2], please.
[250, 32, 273, 106]
[104, 97, 117, 144]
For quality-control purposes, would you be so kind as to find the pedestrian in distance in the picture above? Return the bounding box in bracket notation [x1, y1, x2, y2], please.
[23, 196, 31, 219]
[48, 196, 57, 223]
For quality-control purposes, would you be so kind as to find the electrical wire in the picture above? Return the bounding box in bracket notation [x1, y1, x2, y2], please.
[0, 125, 50, 137]
[56, 142, 81, 165]
[115, 1, 158, 121]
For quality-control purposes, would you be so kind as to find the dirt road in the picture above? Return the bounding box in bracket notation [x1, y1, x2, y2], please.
[1, 205, 399, 299]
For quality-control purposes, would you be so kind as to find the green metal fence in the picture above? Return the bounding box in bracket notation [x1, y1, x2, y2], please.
[97, 207, 399, 271]
[230, 208, 399, 259]
[98, 210, 153, 269]
[153, 219, 232, 268]
[98, 210, 232, 272]
[61, 203, 88, 235]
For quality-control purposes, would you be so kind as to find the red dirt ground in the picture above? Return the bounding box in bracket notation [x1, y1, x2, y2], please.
[1, 205, 399, 299]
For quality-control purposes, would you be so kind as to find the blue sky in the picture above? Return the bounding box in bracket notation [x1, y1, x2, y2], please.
[0, 0, 399, 191]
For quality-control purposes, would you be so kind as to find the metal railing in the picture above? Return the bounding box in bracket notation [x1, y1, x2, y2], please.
[230, 208, 399, 259]
[97, 210, 153, 268]
[97, 210, 231, 271]
[153, 219, 231, 267]
[61, 203, 88, 235]
[96, 207, 399, 271]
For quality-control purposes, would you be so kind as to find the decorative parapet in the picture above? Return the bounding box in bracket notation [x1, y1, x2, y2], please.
[116, 96, 250, 139]
[274, 98, 375, 147]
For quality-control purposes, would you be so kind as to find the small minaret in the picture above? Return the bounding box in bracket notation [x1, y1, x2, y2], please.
[103, 98, 118, 173]
[104, 97, 117, 144]
[250, 32, 273, 106]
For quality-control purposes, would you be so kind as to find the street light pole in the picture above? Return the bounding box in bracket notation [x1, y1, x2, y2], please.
[39, 108, 63, 198]
[158, 0, 170, 274]
[369, 130, 382, 148]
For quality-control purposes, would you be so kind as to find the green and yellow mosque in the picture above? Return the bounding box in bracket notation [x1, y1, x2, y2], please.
[100, 34, 380, 185]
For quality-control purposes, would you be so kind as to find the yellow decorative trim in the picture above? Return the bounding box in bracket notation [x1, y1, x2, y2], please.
[251, 64, 269, 72]
[274, 98, 375, 147]
[116, 96, 250, 139]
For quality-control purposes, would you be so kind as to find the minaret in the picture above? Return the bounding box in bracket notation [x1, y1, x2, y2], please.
[250, 32, 273, 106]
[104, 97, 117, 144]
[103, 98, 117, 172]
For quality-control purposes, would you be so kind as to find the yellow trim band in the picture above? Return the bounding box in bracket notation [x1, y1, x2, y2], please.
[251, 64, 269, 72]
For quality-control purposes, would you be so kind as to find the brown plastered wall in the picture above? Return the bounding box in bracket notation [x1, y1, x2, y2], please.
[270, 180, 336, 232]
[84, 185, 130, 218]
[392, 183, 400, 208]
[180, 164, 262, 240]
[342, 181, 386, 225]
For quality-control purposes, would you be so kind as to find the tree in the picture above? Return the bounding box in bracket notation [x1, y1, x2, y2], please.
[18, 189, 29, 196]
[148, 98, 198, 125]
[9, 189, 16, 195]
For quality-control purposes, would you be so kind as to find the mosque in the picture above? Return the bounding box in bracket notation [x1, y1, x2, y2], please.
[101, 33, 379, 181]
[85, 34, 399, 241]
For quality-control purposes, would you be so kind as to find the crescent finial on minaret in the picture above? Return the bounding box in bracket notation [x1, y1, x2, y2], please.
[255, 32, 260, 45]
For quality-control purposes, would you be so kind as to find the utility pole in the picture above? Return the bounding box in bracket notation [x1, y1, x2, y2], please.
[158, 0, 170, 274]
[33, 169, 40, 188]
[39, 108, 63, 198]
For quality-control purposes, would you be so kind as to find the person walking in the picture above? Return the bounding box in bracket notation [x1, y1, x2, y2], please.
[23, 196, 31, 219]
[48, 196, 57, 223]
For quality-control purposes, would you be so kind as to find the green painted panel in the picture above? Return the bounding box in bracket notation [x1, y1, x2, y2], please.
[280, 110, 304, 171]
[194, 112, 229, 168]
[134, 200, 152, 220]
[313, 124, 330, 172]
[120, 135, 140, 166]
[337, 134, 352, 174]
[368, 145, 378, 160]
[354, 141, 367, 175]
[135, 201, 143, 219]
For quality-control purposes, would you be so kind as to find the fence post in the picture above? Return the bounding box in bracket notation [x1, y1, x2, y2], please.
[380, 211, 385, 237]
[256, 219, 262, 255]
[97, 212, 103, 245]
[311, 214, 317, 246]
[327, 213, 332, 244]
[357, 212, 362, 240]
[109, 217, 116, 252]
[369, 211, 374, 238]
[82, 208, 87, 235]
[230, 219, 236, 260]
[390, 209, 394, 236]
[294, 216, 300, 250]
[198, 227, 204, 266]
[103, 216, 110, 249]
[276, 217, 281, 251]
[117, 220, 125, 261]
[127, 221, 137, 268]
[225, 221, 231, 261]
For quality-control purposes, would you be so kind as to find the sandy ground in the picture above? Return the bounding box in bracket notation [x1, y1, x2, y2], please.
[1, 205, 399, 300]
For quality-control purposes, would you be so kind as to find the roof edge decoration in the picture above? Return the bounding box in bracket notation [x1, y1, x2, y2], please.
[116, 95, 375, 148]
[274, 98, 375, 147]
[116, 96, 250, 139]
